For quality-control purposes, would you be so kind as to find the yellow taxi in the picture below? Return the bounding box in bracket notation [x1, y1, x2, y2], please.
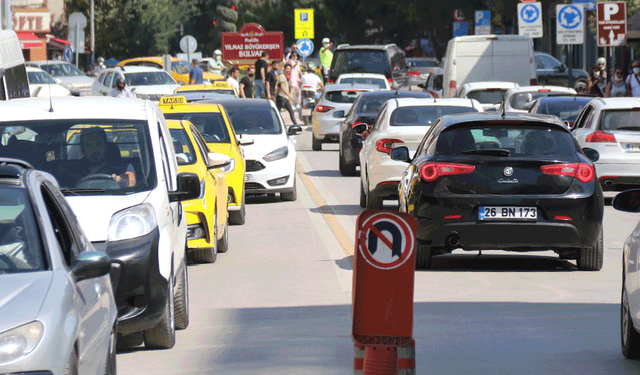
[177, 81, 238, 97]
[160, 96, 248, 225]
[167, 119, 230, 262]
[118, 57, 224, 85]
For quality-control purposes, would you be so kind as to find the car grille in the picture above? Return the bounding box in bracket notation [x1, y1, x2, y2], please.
[245, 182, 265, 190]
[246, 160, 266, 172]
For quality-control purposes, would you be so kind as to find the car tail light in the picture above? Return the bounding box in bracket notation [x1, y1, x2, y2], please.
[554, 215, 573, 221]
[328, 79, 334, 84]
[387, 78, 393, 84]
[449, 80, 457, 97]
[530, 78, 538, 85]
[541, 163, 595, 183]
[444, 215, 462, 219]
[376, 138, 404, 154]
[380, 181, 399, 185]
[420, 162, 475, 182]
[585, 130, 616, 143]
[351, 121, 366, 128]
[538, 88, 551, 92]
[315, 105, 334, 113]
[408, 71, 421, 77]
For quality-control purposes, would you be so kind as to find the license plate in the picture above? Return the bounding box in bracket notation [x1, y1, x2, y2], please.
[302, 108, 312, 116]
[479, 206, 537, 220]
[626, 143, 640, 152]
[244, 174, 252, 183]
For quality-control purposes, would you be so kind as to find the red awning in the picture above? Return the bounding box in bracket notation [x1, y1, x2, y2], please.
[16, 32, 43, 49]
[50, 37, 70, 45]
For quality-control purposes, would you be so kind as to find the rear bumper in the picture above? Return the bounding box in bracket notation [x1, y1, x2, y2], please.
[372, 181, 400, 201]
[596, 162, 640, 191]
[313, 116, 341, 141]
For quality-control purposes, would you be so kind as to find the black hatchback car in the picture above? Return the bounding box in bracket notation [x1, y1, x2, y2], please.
[391, 112, 604, 270]
[329, 44, 410, 90]
[338, 90, 431, 176]
[528, 95, 593, 128]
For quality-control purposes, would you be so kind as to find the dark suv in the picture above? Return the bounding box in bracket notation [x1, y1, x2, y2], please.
[329, 44, 410, 90]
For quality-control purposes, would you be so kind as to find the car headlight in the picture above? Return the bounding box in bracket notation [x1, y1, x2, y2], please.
[0, 321, 43, 365]
[221, 158, 236, 173]
[264, 146, 289, 162]
[107, 203, 157, 242]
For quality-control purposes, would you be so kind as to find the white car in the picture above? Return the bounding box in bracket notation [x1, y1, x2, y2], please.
[26, 66, 72, 97]
[214, 98, 302, 200]
[457, 81, 519, 111]
[572, 97, 640, 192]
[92, 66, 180, 101]
[421, 67, 443, 98]
[500, 85, 577, 113]
[335, 73, 391, 90]
[0, 96, 200, 350]
[360, 98, 483, 209]
[25, 60, 95, 96]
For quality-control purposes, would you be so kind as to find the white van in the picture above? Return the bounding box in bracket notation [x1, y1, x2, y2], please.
[0, 96, 200, 349]
[443, 35, 536, 98]
[0, 30, 30, 99]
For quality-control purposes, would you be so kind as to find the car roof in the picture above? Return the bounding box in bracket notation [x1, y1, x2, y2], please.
[197, 97, 271, 107]
[462, 81, 519, 90]
[535, 95, 592, 103]
[27, 60, 73, 65]
[507, 85, 577, 94]
[115, 66, 166, 74]
[0, 97, 149, 121]
[438, 112, 566, 130]
[590, 97, 640, 109]
[159, 98, 223, 113]
[324, 83, 380, 91]
[178, 82, 233, 91]
[358, 90, 431, 99]
[0, 158, 34, 188]
[337, 73, 387, 79]
[164, 92, 230, 102]
[393, 97, 480, 108]
[335, 44, 396, 50]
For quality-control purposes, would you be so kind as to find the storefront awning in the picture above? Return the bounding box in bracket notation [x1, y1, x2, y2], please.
[47, 36, 70, 50]
[16, 32, 43, 49]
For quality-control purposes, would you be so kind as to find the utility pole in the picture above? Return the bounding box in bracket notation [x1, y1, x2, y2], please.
[91, 0, 95, 65]
[1, 0, 12, 30]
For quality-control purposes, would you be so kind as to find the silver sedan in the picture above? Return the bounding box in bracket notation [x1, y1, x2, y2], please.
[0, 159, 117, 375]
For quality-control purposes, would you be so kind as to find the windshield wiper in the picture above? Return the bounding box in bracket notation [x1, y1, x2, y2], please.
[461, 148, 511, 157]
[60, 188, 106, 195]
[616, 126, 640, 131]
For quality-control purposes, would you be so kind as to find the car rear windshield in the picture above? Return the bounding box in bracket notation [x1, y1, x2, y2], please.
[325, 90, 367, 104]
[409, 59, 439, 68]
[125, 72, 175, 86]
[27, 71, 55, 84]
[331, 50, 388, 78]
[227, 106, 282, 135]
[169, 128, 197, 165]
[338, 77, 387, 89]
[466, 89, 506, 104]
[390, 106, 479, 127]
[0, 187, 46, 273]
[436, 124, 577, 157]
[164, 112, 231, 143]
[40, 63, 85, 77]
[535, 100, 590, 122]
[509, 91, 566, 110]
[599, 109, 640, 131]
[0, 120, 156, 194]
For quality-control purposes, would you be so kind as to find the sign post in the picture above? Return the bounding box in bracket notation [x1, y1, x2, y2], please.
[68, 12, 87, 68]
[556, 4, 585, 89]
[517, 2, 543, 38]
[294, 9, 314, 39]
[352, 210, 417, 373]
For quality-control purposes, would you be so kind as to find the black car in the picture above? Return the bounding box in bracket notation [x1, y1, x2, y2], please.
[391, 112, 604, 270]
[329, 44, 410, 90]
[535, 52, 589, 93]
[528, 95, 593, 128]
[338, 90, 431, 176]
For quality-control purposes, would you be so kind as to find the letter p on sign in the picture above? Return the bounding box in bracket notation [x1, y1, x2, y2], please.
[604, 3, 619, 20]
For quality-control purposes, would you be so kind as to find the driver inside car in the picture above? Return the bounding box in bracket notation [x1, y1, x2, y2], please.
[74, 127, 136, 188]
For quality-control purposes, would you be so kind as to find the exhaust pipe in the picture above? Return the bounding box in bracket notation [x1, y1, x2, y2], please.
[604, 180, 614, 186]
[446, 233, 460, 249]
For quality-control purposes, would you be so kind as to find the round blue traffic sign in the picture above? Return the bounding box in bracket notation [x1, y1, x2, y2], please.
[520, 4, 540, 23]
[296, 38, 314, 58]
[558, 5, 582, 30]
[63, 45, 73, 63]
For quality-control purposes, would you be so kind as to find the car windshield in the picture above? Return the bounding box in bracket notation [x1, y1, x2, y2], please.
[27, 71, 55, 84]
[0, 187, 46, 274]
[163, 112, 231, 143]
[390, 106, 479, 127]
[466, 89, 507, 104]
[169, 128, 197, 165]
[172, 61, 192, 74]
[408, 59, 439, 67]
[332, 50, 388, 77]
[0, 120, 156, 194]
[535, 99, 590, 122]
[40, 63, 85, 77]
[326, 90, 367, 104]
[338, 77, 387, 89]
[125, 72, 175, 86]
[436, 124, 577, 157]
[227, 106, 282, 135]
[600, 109, 640, 131]
[510, 91, 565, 110]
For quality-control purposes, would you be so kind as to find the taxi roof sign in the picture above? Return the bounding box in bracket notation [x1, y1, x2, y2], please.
[160, 96, 187, 106]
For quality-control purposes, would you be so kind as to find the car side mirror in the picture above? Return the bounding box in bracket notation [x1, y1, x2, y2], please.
[333, 110, 345, 118]
[417, 83, 425, 89]
[390, 146, 410, 163]
[72, 251, 111, 282]
[352, 123, 368, 135]
[582, 147, 599, 162]
[55, 78, 62, 84]
[288, 125, 302, 136]
[236, 136, 255, 146]
[613, 189, 640, 213]
[169, 172, 200, 202]
[207, 152, 232, 170]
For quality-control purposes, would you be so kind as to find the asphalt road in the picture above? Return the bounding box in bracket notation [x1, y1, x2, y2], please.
[117, 117, 640, 374]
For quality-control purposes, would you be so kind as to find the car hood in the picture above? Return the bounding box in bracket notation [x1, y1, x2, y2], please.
[58, 76, 95, 87]
[66, 191, 151, 241]
[131, 85, 181, 95]
[0, 271, 53, 333]
[239, 134, 287, 158]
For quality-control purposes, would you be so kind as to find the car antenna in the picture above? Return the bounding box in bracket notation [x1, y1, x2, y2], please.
[48, 77, 54, 112]
[501, 97, 506, 119]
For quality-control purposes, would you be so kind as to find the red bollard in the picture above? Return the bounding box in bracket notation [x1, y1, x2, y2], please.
[363, 345, 398, 375]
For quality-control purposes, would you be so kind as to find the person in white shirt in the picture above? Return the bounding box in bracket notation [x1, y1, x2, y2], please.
[109, 78, 135, 98]
[208, 50, 226, 75]
[627, 60, 640, 97]
[227, 66, 240, 95]
[300, 62, 324, 91]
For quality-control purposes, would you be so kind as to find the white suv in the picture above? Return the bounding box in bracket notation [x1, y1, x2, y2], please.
[0, 96, 200, 349]
[92, 66, 180, 101]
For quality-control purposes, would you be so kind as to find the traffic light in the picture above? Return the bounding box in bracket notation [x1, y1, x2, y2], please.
[212, 20, 217, 26]
[231, 5, 236, 11]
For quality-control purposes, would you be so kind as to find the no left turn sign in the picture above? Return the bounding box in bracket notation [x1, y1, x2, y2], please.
[358, 212, 415, 270]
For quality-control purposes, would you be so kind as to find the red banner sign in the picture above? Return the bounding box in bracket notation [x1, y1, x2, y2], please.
[221, 23, 283, 64]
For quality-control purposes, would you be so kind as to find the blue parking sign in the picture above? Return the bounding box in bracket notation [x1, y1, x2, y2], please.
[300, 12, 308, 22]
[453, 21, 469, 37]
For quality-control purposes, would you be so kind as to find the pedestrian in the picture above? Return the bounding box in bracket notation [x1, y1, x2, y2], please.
[588, 66, 604, 97]
[285, 43, 298, 62]
[240, 66, 255, 98]
[319, 37, 333, 83]
[265, 60, 280, 101]
[606, 67, 627, 97]
[255, 51, 269, 99]
[227, 66, 240, 95]
[208, 50, 226, 76]
[627, 61, 640, 97]
[287, 50, 302, 108]
[276, 63, 298, 126]
[109, 78, 135, 98]
[596, 57, 607, 79]
[94, 57, 106, 74]
[189, 59, 203, 85]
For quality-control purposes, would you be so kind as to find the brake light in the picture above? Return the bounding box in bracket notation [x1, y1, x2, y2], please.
[388, 78, 393, 83]
[351, 121, 366, 128]
[444, 214, 463, 219]
[408, 71, 421, 77]
[315, 105, 334, 113]
[420, 162, 475, 182]
[541, 163, 595, 183]
[376, 138, 404, 154]
[554, 216, 573, 221]
[530, 78, 538, 85]
[585, 131, 616, 143]
[538, 88, 551, 92]
[449, 80, 457, 97]
[328, 79, 334, 84]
